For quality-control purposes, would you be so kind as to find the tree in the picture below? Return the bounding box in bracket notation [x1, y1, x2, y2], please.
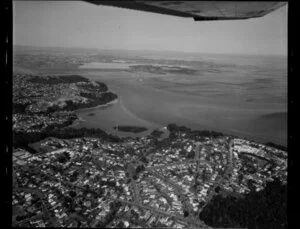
[199, 179, 287, 229]
[69, 191, 76, 198]
[186, 150, 195, 159]
[56, 152, 70, 163]
[184, 211, 189, 217]
[140, 156, 148, 164]
[215, 186, 221, 193]
[135, 165, 145, 174]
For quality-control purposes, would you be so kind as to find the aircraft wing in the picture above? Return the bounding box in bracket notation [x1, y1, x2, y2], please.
[84, 1, 287, 21]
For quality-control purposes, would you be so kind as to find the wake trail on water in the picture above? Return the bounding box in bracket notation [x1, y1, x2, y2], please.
[117, 97, 161, 129]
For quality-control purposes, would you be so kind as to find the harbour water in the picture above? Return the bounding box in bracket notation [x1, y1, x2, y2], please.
[72, 52, 287, 146]
[14, 48, 287, 145]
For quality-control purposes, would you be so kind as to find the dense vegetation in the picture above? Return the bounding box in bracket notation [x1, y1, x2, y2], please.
[150, 129, 164, 138]
[167, 123, 224, 138]
[167, 124, 287, 151]
[27, 75, 89, 84]
[265, 142, 287, 151]
[13, 103, 30, 114]
[13, 127, 122, 153]
[113, 126, 148, 133]
[77, 81, 108, 92]
[199, 178, 287, 229]
[47, 92, 117, 112]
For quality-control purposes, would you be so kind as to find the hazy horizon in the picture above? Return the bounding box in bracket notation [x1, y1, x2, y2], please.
[13, 1, 287, 56]
[13, 44, 287, 57]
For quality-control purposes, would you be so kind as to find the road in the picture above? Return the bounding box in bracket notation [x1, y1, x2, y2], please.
[13, 187, 59, 227]
[148, 159, 212, 170]
[198, 139, 234, 214]
[14, 139, 233, 228]
[109, 197, 210, 228]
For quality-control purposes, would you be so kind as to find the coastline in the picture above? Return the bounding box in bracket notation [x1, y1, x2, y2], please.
[68, 97, 118, 127]
[65, 84, 287, 147]
[68, 115, 86, 128]
[71, 91, 287, 147]
[73, 97, 119, 113]
[66, 91, 120, 129]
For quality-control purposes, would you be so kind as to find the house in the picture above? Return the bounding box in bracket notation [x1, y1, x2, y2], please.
[124, 221, 129, 227]
[148, 216, 156, 225]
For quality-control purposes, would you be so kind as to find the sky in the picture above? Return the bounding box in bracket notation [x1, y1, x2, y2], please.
[13, 1, 287, 55]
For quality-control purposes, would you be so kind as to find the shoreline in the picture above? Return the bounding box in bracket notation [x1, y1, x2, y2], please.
[68, 116, 86, 128]
[68, 98, 118, 127]
[70, 97, 287, 147]
[73, 97, 119, 113]
[67, 118, 287, 150]
[59, 76, 286, 147]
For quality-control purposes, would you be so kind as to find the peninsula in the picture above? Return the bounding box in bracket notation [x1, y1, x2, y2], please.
[13, 73, 117, 134]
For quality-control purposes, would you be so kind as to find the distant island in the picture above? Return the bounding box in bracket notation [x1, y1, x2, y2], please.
[113, 125, 148, 133]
